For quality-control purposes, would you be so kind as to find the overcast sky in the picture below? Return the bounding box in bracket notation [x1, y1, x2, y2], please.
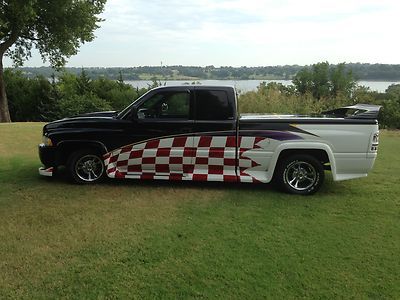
[4, 0, 400, 67]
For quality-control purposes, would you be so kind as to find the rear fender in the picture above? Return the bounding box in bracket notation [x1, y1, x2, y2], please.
[267, 142, 337, 182]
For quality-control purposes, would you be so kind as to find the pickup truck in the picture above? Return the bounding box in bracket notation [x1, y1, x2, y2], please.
[38, 85, 381, 195]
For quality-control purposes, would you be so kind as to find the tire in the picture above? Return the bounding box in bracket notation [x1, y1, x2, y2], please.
[67, 149, 105, 184]
[275, 154, 324, 195]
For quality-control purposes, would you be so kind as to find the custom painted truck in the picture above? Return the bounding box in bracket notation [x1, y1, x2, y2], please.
[38, 86, 381, 195]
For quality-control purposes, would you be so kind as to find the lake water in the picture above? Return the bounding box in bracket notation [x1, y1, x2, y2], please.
[126, 79, 400, 93]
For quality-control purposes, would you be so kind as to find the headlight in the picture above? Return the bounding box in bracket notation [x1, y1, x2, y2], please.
[42, 136, 53, 147]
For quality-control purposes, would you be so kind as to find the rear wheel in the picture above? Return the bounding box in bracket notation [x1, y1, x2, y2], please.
[275, 154, 324, 195]
[67, 150, 105, 184]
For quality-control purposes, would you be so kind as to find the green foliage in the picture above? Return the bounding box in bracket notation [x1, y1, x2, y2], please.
[1, 0, 107, 67]
[377, 84, 400, 129]
[330, 63, 356, 97]
[58, 94, 112, 118]
[4, 69, 54, 121]
[4, 68, 400, 128]
[75, 68, 92, 95]
[380, 99, 400, 129]
[292, 62, 356, 99]
[239, 81, 400, 129]
[239, 81, 343, 115]
[312, 62, 330, 99]
[5, 68, 147, 121]
[0, 0, 107, 122]
[292, 69, 313, 94]
[91, 77, 143, 111]
[386, 84, 400, 99]
[350, 84, 400, 129]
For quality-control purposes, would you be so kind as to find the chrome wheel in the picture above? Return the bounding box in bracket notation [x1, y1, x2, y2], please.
[284, 161, 317, 191]
[75, 154, 104, 182]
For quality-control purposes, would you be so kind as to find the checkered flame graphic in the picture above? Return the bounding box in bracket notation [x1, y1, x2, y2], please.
[103, 135, 270, 183]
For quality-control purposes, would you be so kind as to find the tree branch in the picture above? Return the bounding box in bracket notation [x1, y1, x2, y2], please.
[0, 31, 19, 56]
[20, 35, 40, 41]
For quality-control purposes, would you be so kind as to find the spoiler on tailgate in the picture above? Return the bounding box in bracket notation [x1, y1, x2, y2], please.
[322, 104, 382, 120]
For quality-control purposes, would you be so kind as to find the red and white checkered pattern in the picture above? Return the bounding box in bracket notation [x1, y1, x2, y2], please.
[103, 135, 268, 183]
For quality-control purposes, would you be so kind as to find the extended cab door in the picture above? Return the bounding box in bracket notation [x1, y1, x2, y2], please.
[191, 87, 238, 181]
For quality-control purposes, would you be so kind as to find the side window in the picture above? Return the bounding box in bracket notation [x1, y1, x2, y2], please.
[195, 90, 233, 120]
[137, 92, 190, 120]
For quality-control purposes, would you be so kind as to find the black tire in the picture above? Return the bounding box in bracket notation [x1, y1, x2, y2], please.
[67, 149, 105, 184]
[275, 154, 324, 195]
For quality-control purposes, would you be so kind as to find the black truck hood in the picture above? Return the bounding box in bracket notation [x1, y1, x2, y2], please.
[43, 111, 125, 132]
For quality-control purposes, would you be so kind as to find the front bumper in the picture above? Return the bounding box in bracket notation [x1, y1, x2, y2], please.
[38, 143, 57, 166]
[39, 166, 54, 177]
[38, 144, 57, 177]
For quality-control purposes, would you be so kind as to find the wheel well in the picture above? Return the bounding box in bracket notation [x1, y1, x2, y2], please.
[55, 142, 107, 166]
[277, 149, 330, 165]
[273, 150, 327, 195]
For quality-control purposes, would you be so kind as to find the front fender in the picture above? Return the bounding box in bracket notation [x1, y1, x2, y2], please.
[55, 140, 108, 165]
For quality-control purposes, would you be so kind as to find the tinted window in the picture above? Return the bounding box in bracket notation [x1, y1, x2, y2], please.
[195, 90, 233, 120]
[138, 92, 190, 120]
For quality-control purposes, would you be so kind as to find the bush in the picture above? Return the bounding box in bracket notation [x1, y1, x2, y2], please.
[5, 68, 150, 121]
[380, 100, 400, 129]
[58, 94, 112, 118]
[91, 77, 143, 111]
[239, 82, 347, 115]
[5, 70, 53, 121]
[239, 82, 400, 129]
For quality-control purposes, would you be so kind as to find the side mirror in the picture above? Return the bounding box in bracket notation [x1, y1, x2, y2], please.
[128, 107, 138, 120]
[137, 108, 148, 120]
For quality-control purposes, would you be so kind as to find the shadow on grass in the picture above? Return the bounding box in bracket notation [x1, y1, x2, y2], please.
[46, 166, 274, 190]
[41, 166, 339, 197]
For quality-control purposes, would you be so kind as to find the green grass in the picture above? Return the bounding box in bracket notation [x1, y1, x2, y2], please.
[0, 123, 399, 299]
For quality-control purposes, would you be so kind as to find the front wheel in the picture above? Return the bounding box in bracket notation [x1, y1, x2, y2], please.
[275, 154, 324, 195]
[67, 150, 105, 184]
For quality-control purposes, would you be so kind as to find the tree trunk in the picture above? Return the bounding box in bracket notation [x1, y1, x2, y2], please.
[0, 56, 11, 122]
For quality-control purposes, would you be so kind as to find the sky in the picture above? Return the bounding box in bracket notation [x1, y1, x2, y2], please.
[4, 0, 400, 67]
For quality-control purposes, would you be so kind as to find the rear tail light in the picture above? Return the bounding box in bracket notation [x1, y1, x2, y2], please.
[371, 132, 379, 152]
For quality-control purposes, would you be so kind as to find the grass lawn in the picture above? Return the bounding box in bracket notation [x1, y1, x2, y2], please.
[0, 123, 399, 299]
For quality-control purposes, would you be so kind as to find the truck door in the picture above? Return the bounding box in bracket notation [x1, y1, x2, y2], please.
[127, 89, 196, 177]
[192, 87, 238, 182]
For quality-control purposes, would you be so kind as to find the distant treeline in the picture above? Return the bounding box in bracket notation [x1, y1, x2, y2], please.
[14, 63, 400, 81]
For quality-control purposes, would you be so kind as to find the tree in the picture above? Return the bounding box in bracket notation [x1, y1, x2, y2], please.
[292, 68, 313, 95]
[311, 62, 330, 99]
[330, 63, 355, 98]
[386, 84, 400, 99]
[293, 62, 356, 100]
[0, 0, 106, 122]
[117, 70, 124, 86]
[76, 68, 92, 95]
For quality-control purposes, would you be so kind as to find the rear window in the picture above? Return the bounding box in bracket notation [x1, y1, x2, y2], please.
[195, 90, 234, 120]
